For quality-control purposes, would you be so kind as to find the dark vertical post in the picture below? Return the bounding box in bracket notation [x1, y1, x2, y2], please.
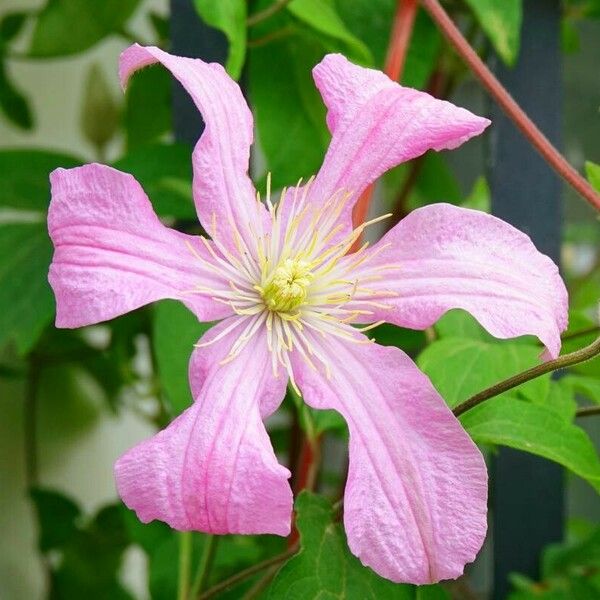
[170, 0, 227, 145]
[489, 1, 563, 598]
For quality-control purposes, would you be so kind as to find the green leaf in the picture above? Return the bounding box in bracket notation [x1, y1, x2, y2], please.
[334, 0, 394, 67]
[0, 223, 54, 353]
[434, 309, 494, 342]
[30, 487, 82, 552]
[267, 491, 418, 598]
[460, 397, 600, 493]
[0, 60, 33, 130]
[0, 12, 28, 43]
[417, 337, 549, 408]
[153, 300, 212, 416]
[461, 176, 491, 213]
[121, 505, 171, 554]
[29, 0, 141, 57]
[287, 0, 372, 65]
[0, 149, 82, 211]
[370, 322, 426, 353]
[194, 0, 247, 79]
[401, 12, 441, 89]
[249, 35, 329, 189]
[463, 0, 522, 66]
[80, 63, 121, 153]
[124, 65, 171, 150]
[586, 160, 600, 192]
[113, 144, 196, 220]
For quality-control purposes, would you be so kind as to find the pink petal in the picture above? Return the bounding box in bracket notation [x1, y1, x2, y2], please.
[49, 164, 231, 328]
[344, 203, 568, 358]
[188, 317, 284, 418]
[115, 320, 292, 534]
[119, 44, 267, 253]
[291, 332, 487, 584]
[283, 54, 489, 239]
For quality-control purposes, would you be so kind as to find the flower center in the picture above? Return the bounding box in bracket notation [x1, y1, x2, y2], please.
[261, 258, 313, 313]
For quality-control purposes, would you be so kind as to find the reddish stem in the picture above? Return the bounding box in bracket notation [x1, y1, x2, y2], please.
[288, 434, 322, 546]
[421, 0, 600, 212]
[352, 0, 419, 238]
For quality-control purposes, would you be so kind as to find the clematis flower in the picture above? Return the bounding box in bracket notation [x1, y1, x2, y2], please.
[47, 45, 568, 584]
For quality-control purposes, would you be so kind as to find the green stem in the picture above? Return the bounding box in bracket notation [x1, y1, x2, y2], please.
[178, 531, 193, 600]
[198, 546, 298, 600]
[247, 0, 293, 26]
[190, 535, 219, 598]
[453, 336, 600, 417]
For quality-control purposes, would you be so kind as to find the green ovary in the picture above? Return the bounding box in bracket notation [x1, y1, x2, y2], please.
[262, 258, 313, 313]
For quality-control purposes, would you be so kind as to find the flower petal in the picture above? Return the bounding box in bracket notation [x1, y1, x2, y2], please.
[49, 164, 231, 328]
[188, 317, 284, 417]
[291, 332, 488, 584]
[282, 54, 489, 239]
[343, 203, 568, 358]
[115, 321, 292, 534]
[119, 44, 267, 253]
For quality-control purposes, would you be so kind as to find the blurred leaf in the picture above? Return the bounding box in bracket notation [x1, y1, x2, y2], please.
[30, 487, 81, 552]
[461, 176, 491, 212]
[463, 0, 522, 66]
[0, 60, 33, 130]
[586, 160, 600, 191]
[542, 523, 600, 576]
[370, 322, 426, 353]
[0, 12, 28, 43]
[153, 300, 212, 416]
[267, 492, 419, 598]
[81, 63, 121, 155]
[561, 18, 581, 54]
[287, 0, 372, 64]
[563, 374, 600, 405]
[121, 505, 171, 554]
[334, 0, 394, 67]
[559, 310, 599, 379]
[29, 0, 141, 57]
[149, 11, 169, 44]
[249, 34, 329, 189]
[194, 0, 246, 79]
[113, 144, 196, 220]
[401, 12, 441, 89]
[418, 337, 549, 408]
[52, 504, 133, 599]
[460, 397, 600, 493]
[0, 149, 82, 211]
[124, 66, 171, 150]
[0, 223, 54, 354]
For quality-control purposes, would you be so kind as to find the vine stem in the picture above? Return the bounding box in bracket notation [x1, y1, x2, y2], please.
[453, 337, 600, 417]
[420, 0, 600, 212]
[198, 545, 298, 599]
[247, 0, 293, 27]
[190, 535, 219, 598]
[576, 405, 600, 418]
[178, 531, 193, 600]
[352, 0, 419, 239]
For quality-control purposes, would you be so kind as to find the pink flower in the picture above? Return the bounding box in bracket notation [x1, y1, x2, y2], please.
[47, 45, 568, 584]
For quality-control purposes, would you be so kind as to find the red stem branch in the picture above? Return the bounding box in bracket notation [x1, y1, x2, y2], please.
[420, 0, 600, 212]
[352, 0, 419, 237]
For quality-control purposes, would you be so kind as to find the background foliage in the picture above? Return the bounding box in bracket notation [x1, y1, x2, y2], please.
[1, 0, 599, 598]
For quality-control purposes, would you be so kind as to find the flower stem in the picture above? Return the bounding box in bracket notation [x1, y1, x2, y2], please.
[453, 336, 600, 417]
[576, 405, 600, 417]
[190, 535, 219, 598]
[420, 0, 600, 212]
[352, 0, 419, 238]
[247, 0, 293, 27]
[178, 531, 193, 600]
[198, 546, 298, 599]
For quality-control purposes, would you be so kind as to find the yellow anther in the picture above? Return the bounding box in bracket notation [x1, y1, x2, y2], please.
[261, 258, 313, 313]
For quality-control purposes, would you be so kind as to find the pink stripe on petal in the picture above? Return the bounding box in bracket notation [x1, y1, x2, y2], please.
[115, 323, 291, 534]
[288, 54, 489, 241]
[49, 164, 231, 328]
[344, 203, 568, 358]
[291, 333, 488, 584]
[119, 44, 267, 254]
